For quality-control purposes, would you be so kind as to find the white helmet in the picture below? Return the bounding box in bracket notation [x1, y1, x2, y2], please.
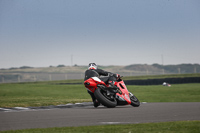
[88, 63, 97, 70]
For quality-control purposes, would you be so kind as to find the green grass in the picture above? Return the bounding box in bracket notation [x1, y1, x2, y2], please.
[0, 82, 200, 108]
[0, 82, 91, 107]
[1, 121, 200, 133]
[127, 83, 200, 102]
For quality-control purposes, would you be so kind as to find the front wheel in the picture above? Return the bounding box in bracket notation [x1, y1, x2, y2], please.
[94, 88, 117, 108]
[130, 94, 140, 107]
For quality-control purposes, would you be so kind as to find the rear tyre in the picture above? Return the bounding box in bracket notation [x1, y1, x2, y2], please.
[94, 88, 117, 108]
[130, 95, 140, 107]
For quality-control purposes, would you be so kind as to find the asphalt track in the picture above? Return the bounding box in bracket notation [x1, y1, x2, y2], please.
[0, 102, 200, 131]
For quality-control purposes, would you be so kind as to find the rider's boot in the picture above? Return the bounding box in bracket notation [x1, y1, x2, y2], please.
[88, 90, 100, 108]
[93, 99, 100, 108]
[129, 92, 134, 97]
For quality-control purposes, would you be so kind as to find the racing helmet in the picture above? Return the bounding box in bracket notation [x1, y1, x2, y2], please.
[88, 63, 97, 70]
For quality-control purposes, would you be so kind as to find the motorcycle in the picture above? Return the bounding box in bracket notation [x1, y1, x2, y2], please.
[84, 75, 140, 108]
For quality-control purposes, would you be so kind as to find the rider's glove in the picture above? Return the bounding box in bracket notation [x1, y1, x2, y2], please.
[116, 74, 120, 80]
[113, 74, 120, 79]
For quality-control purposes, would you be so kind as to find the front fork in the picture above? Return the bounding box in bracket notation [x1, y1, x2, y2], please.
[129, 92, 134, 97]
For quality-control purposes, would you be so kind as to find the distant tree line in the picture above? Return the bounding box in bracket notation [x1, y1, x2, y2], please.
[8, 66, 34, 70]
[1, 64, 200, 73]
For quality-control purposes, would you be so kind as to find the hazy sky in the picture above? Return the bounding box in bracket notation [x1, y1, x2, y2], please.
[0, 0, 200, 68]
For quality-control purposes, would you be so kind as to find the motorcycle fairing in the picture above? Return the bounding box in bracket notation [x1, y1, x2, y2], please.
[84, 77, 107, 93]
[116, 81, 131, 104]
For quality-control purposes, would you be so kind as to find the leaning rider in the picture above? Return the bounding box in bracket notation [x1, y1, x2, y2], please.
[84, 63, 120, 107]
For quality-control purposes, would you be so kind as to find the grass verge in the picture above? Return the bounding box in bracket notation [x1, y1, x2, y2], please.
[1, 121, 200, 133]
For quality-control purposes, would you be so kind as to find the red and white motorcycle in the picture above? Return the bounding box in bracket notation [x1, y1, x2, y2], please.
[84, 76, 140, 108]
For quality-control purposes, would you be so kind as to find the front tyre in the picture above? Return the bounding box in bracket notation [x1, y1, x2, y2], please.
[94, 88, 117, 108]
[130, 95, 140, 107]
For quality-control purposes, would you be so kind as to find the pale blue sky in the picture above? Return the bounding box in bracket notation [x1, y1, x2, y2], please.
[0, 0, 200, 68]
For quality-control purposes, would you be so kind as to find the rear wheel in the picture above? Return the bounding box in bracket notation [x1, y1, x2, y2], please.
[130, 94, 140, 107]
[94, 88, 117, 108]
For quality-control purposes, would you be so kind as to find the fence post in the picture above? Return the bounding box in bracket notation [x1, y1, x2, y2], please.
[162, 69, 165, 74]
[194, 67, 196, 73]
[65, 74, 67, 80]
[178, 68, 181, 74]
[49, 74, 52, 81]
[2, 76, 4, 83]
[33, 75, 37, 82]
[18, 75, 21, 82]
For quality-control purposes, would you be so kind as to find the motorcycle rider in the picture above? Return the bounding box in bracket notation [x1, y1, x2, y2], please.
[84, 63, 120, 107]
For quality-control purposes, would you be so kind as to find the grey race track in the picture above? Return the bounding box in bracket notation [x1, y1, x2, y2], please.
[0, 102, 200, 131]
